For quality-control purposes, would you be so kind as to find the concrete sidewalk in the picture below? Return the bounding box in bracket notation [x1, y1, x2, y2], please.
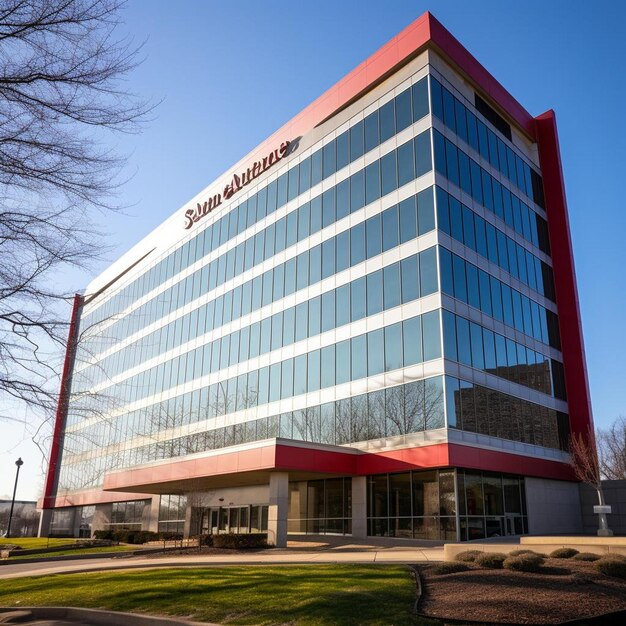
[0, 542, 444, 580]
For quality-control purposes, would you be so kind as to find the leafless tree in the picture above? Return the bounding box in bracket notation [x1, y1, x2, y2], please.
[597, 416, 626, 480]
[0, 0, 151, 426]
[569, 427, 612, 536]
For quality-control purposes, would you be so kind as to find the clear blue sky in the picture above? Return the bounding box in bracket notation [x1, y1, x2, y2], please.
[2, 0, 624, 499]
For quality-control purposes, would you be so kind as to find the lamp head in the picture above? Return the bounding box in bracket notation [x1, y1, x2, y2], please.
[15, 458, 24, 468]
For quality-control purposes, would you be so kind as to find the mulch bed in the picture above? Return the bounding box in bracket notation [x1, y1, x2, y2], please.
[417, 559, 626, 625]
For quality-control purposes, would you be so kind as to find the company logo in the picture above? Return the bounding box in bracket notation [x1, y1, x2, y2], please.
[184, 141, 290, 229]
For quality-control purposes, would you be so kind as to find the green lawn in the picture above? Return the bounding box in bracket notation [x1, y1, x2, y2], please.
[0, 538, 77, 549]
[0, 565, 438, 625]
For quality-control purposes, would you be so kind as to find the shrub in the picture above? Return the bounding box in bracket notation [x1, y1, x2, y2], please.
[475, 552, 507, 569]
[549, 548, 579, 559]
[573, 552, 601, 562]
[94, 530, 115, 541]
[93, 530, 160, 544]
[455, 550, 483, 563]
[195, 534, 214, 547]
[503, 553, 544, 573]
[508, 549, 542, 557]
[596, 557, 626, 579]
[212, 533, 267, 549]
[433, 562, 470, 575]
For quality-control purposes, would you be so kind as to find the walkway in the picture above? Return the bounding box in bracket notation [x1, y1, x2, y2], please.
[0, 538, 444, 580]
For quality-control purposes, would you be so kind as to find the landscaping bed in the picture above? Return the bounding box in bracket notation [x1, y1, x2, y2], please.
[418, 553, 626, 624]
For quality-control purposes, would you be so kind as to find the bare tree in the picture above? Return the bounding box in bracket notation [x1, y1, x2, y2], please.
[597, 416, 626, 480]
[569, 427, 613, 536]
[0, 0, 150, 425]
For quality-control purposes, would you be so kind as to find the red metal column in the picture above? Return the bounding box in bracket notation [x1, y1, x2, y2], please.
[41, 293, 83, 508]
[535, 110, 593, 437]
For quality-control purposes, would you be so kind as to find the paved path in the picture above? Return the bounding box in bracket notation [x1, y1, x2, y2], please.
[0, 543, 444, 580]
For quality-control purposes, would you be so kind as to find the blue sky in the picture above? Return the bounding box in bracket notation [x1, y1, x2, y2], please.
[2, 0, 624, 499]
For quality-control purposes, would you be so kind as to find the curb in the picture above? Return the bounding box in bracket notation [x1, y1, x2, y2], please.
[0, 607, 215, 626]
[0, 546, 198, 566]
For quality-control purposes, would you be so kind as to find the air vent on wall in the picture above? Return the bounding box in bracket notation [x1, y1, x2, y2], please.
[474, 93, 512, 141]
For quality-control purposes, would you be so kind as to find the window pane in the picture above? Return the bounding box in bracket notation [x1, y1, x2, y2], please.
[422, 310, 441, 361]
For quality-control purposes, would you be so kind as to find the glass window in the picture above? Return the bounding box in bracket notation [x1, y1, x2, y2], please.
[382, 204, 399, 252]
[336, 230, 350, 272]
[367, 270, 383, 316]
[351, 221, 366, 265]
[439, 247, 453, 296]
[384, 322, 403, 371]
[336, 284, 350, 328]
[321, 345, 335, 388]
[336, 131, 349, 170]
[364, 110, 379, 152]
[336, 179, 350, 220]
[419, 247, 438, 295]
[379, 100, 395, 143]
[350, 169, 365, 212]
[322, 238, 335, 279]
[367, 329, 384, 375]
[403, 316, 422, 365]
[415, 130, 432, 176]
[351, 277, 366, 321]
[401, 255, 420, 303]
[442, 309, 457, 361]
[422, 310, 441, 361]
[322, 187, 335, 227]
[366, 213, 382, 258]
[350, 121, 364, 161]
[417, 187, 435, 235]
[383, 263, 401, 310]
[413, 77, 429, 121]
[323, 141, 336, 179]
[321, 291, 335, 332]
[336, 339, 351, 384]
[397, 139, 415, 187]
[381, 150, 397, 196]
[456, 315, 471, 366]
[351, 334, 368, 381]
[365, 160, 381, 205]
[399, 196, 417, 243]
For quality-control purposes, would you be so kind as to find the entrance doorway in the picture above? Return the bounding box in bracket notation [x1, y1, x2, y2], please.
[199, 505, 268, 535]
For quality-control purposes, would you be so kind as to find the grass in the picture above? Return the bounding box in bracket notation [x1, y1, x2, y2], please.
[0, 565, 436, 625]
[0, 538, 77, 549]
[8, 545, 138, 559]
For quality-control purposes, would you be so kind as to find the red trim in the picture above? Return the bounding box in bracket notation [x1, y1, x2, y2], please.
[93, 441, 575, 501]
[42, 490, 153, 509]
[41, 294, 83, 509]
[447, 444, 576, 481]
[535, 111, 593, 437]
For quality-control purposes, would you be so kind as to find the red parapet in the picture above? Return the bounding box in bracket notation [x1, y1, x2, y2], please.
[535, 111, 593, 438]
[40, 293, 83, 509]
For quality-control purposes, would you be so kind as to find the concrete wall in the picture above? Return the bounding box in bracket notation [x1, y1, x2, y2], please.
[580, 480, 626, 535]
[525, 477, 582, 535]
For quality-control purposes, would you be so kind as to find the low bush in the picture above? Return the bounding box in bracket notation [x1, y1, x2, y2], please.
[93, 530, 162, 544]
[475, 552, 507, 569]
[454, 550, 483, 563]
[596, 557, 626, 579]
[211, 533, 267, 549]
[508, 549, 542, 557]
[433, 562, 470, 575]
[503, 553, 544, 573]
[549, 548, 579, 559]
[573, 552, 601, 562]
[196, 534, 214, 547]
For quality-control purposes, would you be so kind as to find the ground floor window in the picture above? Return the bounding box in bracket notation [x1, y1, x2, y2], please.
[50, 508, 75, 537]
[367, 469, 456, 540]
[458, 470, 527, 540]
[288, 477, 352, 535]
[197, 505, 268, 535]
[105, 499, 150, 531]
[158, 495, 187, 535]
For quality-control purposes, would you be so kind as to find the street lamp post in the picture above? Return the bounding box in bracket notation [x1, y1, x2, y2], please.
[6, 458, 24, 539]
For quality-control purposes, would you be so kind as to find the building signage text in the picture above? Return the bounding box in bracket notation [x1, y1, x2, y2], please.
[184, 140, 290, 229]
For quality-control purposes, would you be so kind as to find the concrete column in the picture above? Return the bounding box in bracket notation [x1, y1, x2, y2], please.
[37, 509, 53, 538]
[146, 496, 160, 533]
[92, 504, 112, 534]
[268, 472, 289, 547]
[352, 476, 367, 539]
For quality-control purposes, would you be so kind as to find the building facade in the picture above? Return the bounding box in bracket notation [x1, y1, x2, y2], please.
[39, 12, 591, 544]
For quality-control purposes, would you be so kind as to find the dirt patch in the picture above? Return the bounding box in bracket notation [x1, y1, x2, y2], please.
[418, 558, 626, 624]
